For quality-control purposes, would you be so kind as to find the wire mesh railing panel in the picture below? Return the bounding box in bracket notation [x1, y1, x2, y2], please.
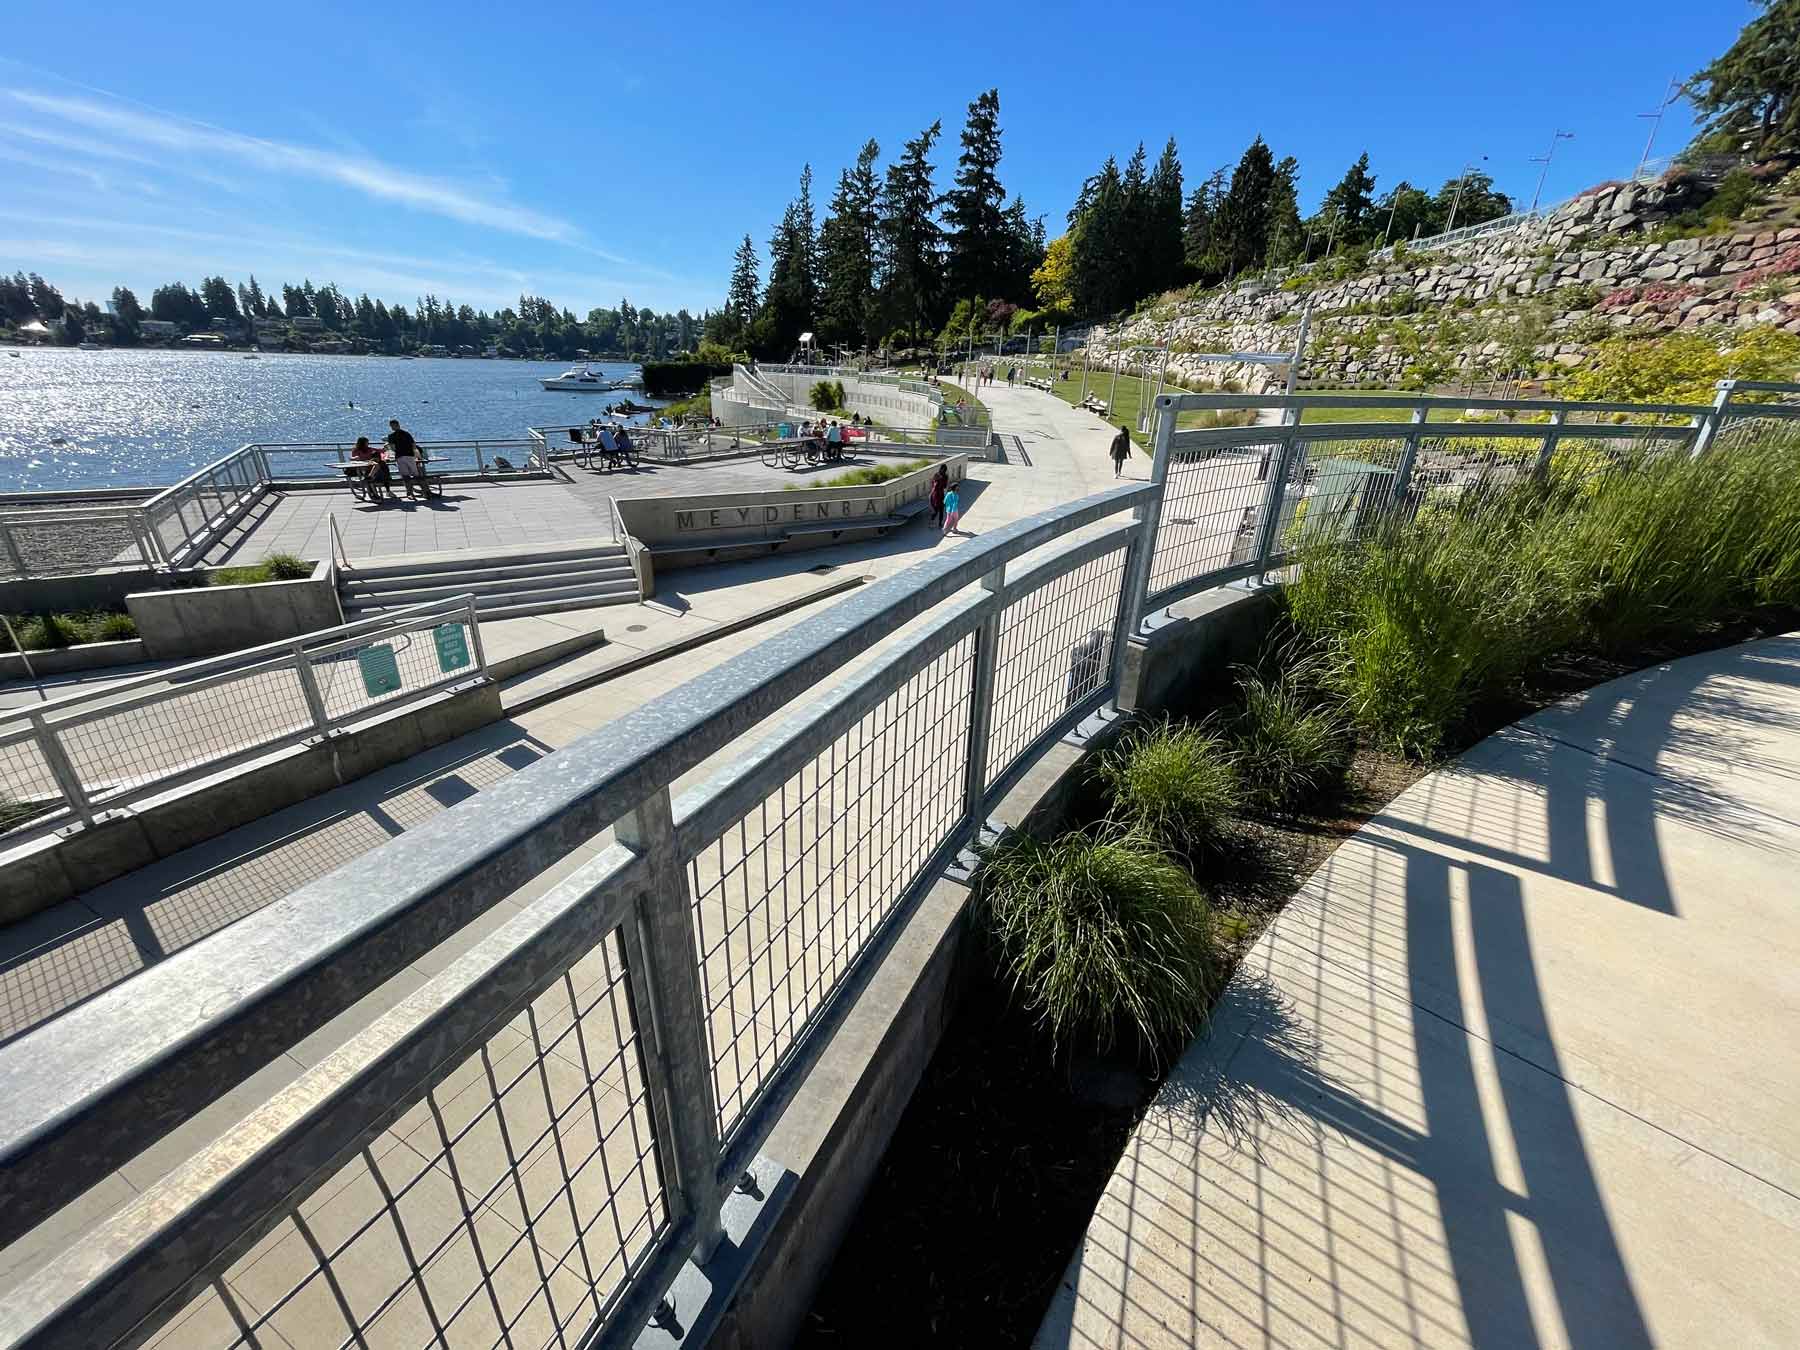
[1405, 431, 1543, 515]
[687, 635, 977, 1145]
[309, 617, 480, 723]
[0, 513, 144, 577]
[987, 546, 1129, 789]
[1280, 432, 1410, 553]
[1147, 436, 1285, 599]
[136, 928, 667, 1350]
[1714, 409, 1800, 455]
[0, 731, 66, 835]
[53, 665, 315, 803]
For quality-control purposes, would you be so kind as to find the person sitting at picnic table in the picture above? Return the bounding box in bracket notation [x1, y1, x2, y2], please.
[350, 436, 395, 500]
[598, 423, 617, 457]
[615, 425, 634, 456]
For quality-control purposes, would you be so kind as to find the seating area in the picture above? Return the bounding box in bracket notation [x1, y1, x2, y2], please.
[1078, 395, 1110, 415]
[1025, 376, 1054, 392]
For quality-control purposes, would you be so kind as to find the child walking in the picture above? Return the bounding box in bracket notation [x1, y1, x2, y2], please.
[942, 484, 962, 535]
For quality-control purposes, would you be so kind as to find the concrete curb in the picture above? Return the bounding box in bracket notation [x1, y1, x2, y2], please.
[500, 572, 868, 716]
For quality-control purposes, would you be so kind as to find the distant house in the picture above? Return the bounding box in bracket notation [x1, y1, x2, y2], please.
[180, 333, 226, 347]
[417, 343, 448, 357]
[138, 319, 178, 339]
[207, 318, 245, 340]
[289, 315, 324, 332]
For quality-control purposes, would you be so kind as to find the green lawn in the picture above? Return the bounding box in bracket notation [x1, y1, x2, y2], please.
[1018, 364, 1253, 449]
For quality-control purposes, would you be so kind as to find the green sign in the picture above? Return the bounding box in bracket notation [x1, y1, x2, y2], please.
[434, 622, 472, 673]
[358, 643, 401, 697]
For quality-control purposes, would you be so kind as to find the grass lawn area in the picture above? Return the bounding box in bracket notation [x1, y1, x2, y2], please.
[1016, 363, 1254, 450]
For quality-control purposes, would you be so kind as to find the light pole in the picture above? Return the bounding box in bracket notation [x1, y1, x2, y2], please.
[1443, 156, 1488, 235]
[1528, 130, 1574, 215]
[1634, 77, 1682, 181]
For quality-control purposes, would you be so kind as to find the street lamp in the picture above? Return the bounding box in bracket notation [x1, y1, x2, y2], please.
[1443, 156, 1489, 234]
[1528, 130, 1574, 216]
[1634, 77, 1682, 182]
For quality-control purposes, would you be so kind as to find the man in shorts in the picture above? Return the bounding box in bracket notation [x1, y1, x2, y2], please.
[385, 419, 424, 498]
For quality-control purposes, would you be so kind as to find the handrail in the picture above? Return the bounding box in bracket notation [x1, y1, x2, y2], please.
[0, 592, 478, 727]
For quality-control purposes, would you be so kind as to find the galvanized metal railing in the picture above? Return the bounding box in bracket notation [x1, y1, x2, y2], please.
[0, 378, 1796, 1350]
[0, 593, 488, 838]
[259, 439, 553, 480]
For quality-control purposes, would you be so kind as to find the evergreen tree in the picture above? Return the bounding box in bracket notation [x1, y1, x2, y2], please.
[1435, 170, 1512, 230]
[877, 119, 944, 345]
[29, 273, 65, 322]
[758, 165, 820, 357]
[1144, 137, 1186, 296]
[1069, 156, 1130, 315]
[819, 140, 883, 347]
[108, 286, 143, 344]
[199, 276, 240, 320]
[944, 89, 1011, 302]
[1688, 0, 1800, 156]
[1119, 143, 1151, 298]
[725, 234, 761, 331]
[1182, 166, 1229, 281]
[1318, 152, 1378, 244]
[1215, 137, 1277, 276]
[1266, 156, 1304, 265]
[1001, 194, 1046, 302]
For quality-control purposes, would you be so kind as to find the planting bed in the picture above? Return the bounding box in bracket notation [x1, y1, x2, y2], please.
[798, 608, 1798, 1348]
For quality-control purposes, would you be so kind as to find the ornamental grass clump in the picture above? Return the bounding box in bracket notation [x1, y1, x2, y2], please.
[1094, 721, 1242, 862]
[1227, 664, 1352, 815]
[978, 828, 1221, 1063]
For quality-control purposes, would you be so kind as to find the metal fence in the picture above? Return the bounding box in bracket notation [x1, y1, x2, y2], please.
[0, 439, 552, 578]
[0, 594, 487, 838]
[2, 379, 1797, 1350]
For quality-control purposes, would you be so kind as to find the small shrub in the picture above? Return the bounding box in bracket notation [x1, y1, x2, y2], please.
[93, 612, 138, 641]
[1226, 665, 1352, 814]
[1096, 721, 1242, 861]
[36, 612, 75, 649]
[264, 553, 312, 580]
[978, 828, 1221, 1062]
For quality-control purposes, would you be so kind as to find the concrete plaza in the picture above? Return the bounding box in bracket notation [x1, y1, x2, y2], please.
[1038, 636, 1800, 1349]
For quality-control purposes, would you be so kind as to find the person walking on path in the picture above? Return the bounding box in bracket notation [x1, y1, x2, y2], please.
[1109, 423, 1132, 477]
[928, 464, 949, 528]
[942, 483, 962, 535]
[385, 419, 424, 498]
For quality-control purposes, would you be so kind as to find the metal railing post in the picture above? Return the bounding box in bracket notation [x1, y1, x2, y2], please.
[30, 714, 95, 828]
[292, 643, 331, 732]
[1119, 395, 1176, 637]
[960, 568, 1006, 832]
[1391, 405, 1428, 502]
[1690, 379, 1734, 458]
[616, 788, 727, 1260]
[475, 442, 486, 474]
[1533, 409, 1568, 476]
[330, 516, 351, 572]
[1252, 425, 1304, 577]
[465, 596, 488, 672]
[0, 521, 28, 578]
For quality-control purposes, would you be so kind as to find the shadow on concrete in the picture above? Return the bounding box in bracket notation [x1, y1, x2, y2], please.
[0, 720, 559, 1049]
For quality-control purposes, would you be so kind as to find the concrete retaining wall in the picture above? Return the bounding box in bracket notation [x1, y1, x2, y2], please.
[126, 560, 344, 660]
[0, 676, 501, 923]
[0, 638, 147, 681]
[614, 454, 965, 549]
[707, 584, 1280, 1347]
[0, 566, 165, 615]
[742, 370, 944, 429]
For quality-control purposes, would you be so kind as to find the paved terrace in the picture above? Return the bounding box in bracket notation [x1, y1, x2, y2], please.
[205, 449, 1000, 565]
[1038, 636, 1800, 1349]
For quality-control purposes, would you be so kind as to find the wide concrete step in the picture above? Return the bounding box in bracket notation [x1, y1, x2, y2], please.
[344, 575, 638, 613]
[342, 564, 635, 601]
[348, 541, 625, 580]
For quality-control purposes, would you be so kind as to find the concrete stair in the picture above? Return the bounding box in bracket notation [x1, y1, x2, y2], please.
[339, 541, 639, 620]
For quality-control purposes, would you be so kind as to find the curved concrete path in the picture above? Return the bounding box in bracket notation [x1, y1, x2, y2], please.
[1038, 635, 1800, 1349]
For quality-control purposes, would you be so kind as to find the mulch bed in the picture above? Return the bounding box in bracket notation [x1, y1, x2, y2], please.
[797, 608, 1800, 1348]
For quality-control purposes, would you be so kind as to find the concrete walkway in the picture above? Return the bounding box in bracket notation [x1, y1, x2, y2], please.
[1038, 635, 1800, 1349]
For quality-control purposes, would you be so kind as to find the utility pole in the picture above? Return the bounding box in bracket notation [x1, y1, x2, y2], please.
[1381, 191, 1401, 247]
[1528, 130, 1575, 215]
[1080, 331, 1092, 400]
[1634, 77, 1682, 181]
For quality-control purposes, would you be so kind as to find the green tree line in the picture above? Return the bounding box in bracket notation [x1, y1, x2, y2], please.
[0, 269, 706, 359]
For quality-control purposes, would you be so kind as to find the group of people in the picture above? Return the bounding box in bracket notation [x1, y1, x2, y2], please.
[349, 419, 426, 501]
[585, 418, 637, 464]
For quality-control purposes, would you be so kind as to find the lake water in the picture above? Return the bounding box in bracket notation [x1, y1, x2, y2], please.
[0, 349, 663, 492]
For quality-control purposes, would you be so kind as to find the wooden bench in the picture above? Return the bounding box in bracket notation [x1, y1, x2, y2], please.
[1080, 397, 1110, 416]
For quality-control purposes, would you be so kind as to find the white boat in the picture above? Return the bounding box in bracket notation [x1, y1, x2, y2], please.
[540, 365, 632, 392]
[77, 341, 102, 351]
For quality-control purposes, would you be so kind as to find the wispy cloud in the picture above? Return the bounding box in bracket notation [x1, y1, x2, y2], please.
[9, 89, 581, 244]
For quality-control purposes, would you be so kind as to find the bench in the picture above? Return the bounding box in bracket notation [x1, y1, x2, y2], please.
[1080, 397, 1110, 416]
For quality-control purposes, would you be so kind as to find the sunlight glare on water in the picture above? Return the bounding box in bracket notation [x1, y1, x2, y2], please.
[0, 349, 654, 491]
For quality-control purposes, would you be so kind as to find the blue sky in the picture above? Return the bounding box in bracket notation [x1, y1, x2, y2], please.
[2, 1, 1753, 319]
